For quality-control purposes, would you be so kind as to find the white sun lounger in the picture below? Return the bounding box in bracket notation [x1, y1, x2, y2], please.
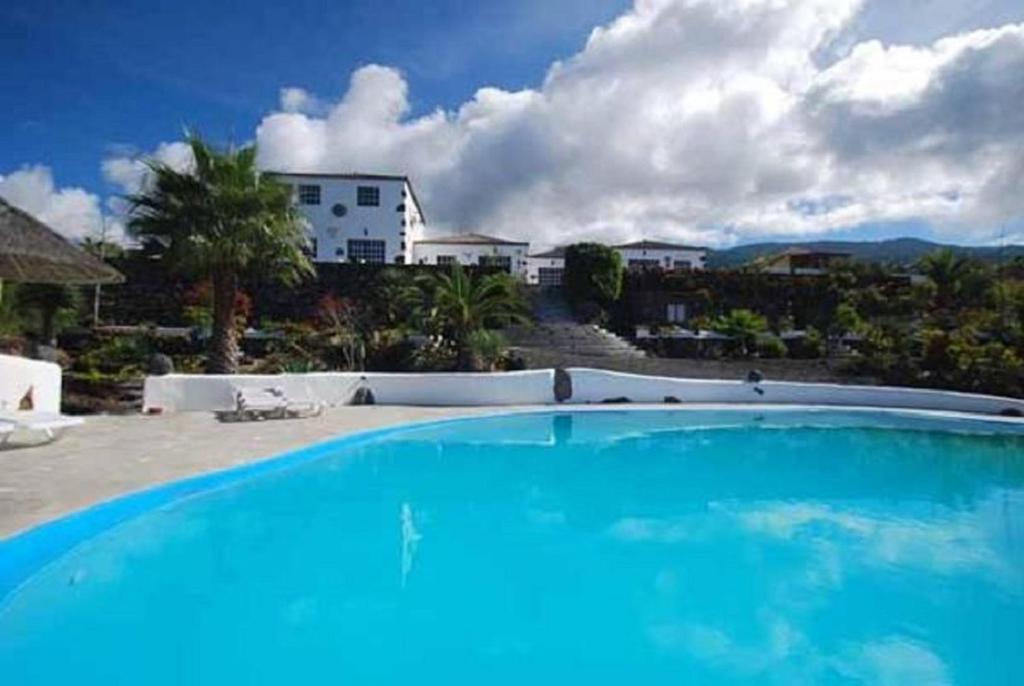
[217, 386, 324, 422]
[0, 410, 84, 445]
[0, 421, 13, 446]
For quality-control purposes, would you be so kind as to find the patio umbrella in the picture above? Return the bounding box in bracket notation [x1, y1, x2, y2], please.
[0, 198, 123, 286]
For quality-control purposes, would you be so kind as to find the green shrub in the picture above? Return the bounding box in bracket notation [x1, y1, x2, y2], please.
[787, 327, 825, 359]
[712, 309, 767, 358]
[75, 335, 152, 378]
[757, 335, 787, 359]
[466, 329, 507, 371]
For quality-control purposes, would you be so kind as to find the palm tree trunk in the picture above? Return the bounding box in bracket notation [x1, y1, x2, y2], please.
[455, 336, 480, 372]
[207, 271, 240, 374]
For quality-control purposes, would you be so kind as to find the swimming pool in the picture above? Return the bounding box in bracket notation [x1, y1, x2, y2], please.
[1, 409, 1022, 684]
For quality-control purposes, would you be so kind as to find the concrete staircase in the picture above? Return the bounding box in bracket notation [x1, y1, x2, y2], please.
[505, 290, 647, 360]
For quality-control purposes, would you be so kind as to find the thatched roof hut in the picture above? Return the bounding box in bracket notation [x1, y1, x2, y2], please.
[0, 198, 123, 285]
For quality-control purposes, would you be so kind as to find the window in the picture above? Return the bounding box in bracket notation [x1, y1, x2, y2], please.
[437, 255, 457, 266]
[347, 239, 386, 264]
[479, 255, 512, 272]
[298, 185, 321, 205]
[357, 186, 380, 206]
[334, 247, 345, 257]
[538, 267, 564, 287]
[667, 303, 687, 323]
[628, 258, 660, 270]
[396, 203, 405, 212]
[673, 260, 692, 270]
[331, 203, 347, 217]
[394, 255, 405, 265]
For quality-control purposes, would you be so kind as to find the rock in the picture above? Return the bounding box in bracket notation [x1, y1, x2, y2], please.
[601, 396, 631, 404]
[351, 386, 376, 406]
[554, 368, 573, 402]
[31, 344, 59, 364]
[147, 353, 175, 376]
[503, 352, 527, 371]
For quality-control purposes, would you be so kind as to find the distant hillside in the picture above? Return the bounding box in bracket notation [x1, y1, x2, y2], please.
[708, 238, 1024, 269]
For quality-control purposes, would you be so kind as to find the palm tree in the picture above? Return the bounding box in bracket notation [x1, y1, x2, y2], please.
[421, 264, 528, 370]
[128, 134, 312, 373]
[918, 249, 972, 311]
[712, 308, 767, 358]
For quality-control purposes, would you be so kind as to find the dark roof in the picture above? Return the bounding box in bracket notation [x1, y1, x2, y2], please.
[0, 198, 124, 285]
[417, 232, 529, 246]
[528, 247, 566, 259]
[265, 171, 409, 182]
[614, 240, 707, 252]
[264, 170, 427, 224]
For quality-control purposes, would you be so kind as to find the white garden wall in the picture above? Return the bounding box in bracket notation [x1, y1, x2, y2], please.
[143, 367, 1024, 416]
[567, 368, 1024, 416]
[0, 354, 62, 414]
[144, 370, 557, 413]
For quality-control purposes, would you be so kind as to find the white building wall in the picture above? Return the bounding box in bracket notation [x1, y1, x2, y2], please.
[402, 186, 426, 261]
[526, 256, 566, 285]
[271, 174, 420, 265]
[616, 246, 707, 270]
[414, 242, 529, 280]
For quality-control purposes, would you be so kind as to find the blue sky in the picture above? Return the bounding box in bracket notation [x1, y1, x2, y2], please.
[3, 0, 1024, 248]
[2, 1, 627, 193]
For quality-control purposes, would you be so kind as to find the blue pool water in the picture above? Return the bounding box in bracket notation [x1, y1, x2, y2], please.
[1, 410, 1023, 685]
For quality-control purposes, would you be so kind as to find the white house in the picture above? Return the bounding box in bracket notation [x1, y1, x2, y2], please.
[267, 172, 426, 265]
[413, 233, 530, 280]
[526, 247, 566, 286]
[614, 240, 707, 271]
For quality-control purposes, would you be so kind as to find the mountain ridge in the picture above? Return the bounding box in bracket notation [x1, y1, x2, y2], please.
[708, 237, 1024, 268]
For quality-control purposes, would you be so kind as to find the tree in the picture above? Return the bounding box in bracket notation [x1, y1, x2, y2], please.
[917, 249, 974, 312]
[370, 268, 422, 330]
[317, 294, 367, 371]
[421, 264, 527, 370]
[712, 308, 767, 358]
[564, 243, 624, 307]
[127, 134, 312, 373]
[16, 283, 80, 346]
[826, 301, 864, 355]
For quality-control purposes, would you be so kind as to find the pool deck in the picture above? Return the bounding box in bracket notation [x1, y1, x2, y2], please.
[0, 406, 501, 539]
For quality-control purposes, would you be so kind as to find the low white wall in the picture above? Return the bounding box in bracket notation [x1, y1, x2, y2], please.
[567, 368, 1024, 416]
[144, 367, 1024, 417]
[0, 354, 62, 414]
[144, 370, 556, 413]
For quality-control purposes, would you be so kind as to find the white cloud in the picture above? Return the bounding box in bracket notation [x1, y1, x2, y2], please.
[102, 141, 194, 196]
[278, 87, 322, 114]
[734, 498, 1019, 584]
[249, 0, 1024, 248]
[0, 165, 107, 242]
[834, 637, 950, 686]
